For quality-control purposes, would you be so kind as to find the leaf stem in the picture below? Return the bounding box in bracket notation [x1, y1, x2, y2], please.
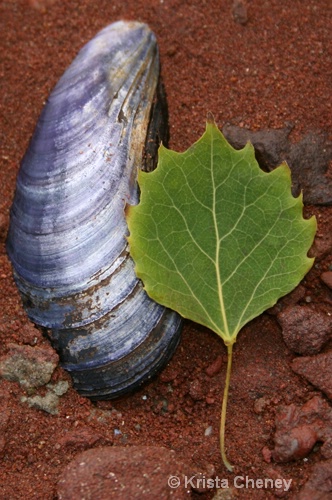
[220, 342, 234, 472]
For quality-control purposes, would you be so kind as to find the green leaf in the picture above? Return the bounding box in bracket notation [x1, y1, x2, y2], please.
[127, 119, 316, 346]
[126, 118, 316, 471]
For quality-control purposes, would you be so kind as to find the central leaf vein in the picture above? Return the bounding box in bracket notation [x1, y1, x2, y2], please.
[211, 137, 230, 339]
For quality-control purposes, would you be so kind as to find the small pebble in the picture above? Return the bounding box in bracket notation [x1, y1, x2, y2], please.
[321, 271, 332, 289]
[278, 305, 332, 355]
[205, 355, 223, 377]
[253, 396, 270, 414]
[232, 0, 248, 25]
[56, 427, 108, 450]
[189, 379, 205, 401]
[262, 446, 272, 463]
[204, 425, 213, 437]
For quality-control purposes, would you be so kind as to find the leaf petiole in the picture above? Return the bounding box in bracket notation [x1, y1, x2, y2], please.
[220, 341, 234, 472]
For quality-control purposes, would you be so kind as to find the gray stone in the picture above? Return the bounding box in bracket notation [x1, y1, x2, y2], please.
[21, 392, 60, 415]
[222, 125, 332, 206]
[0, 343, 58, 389]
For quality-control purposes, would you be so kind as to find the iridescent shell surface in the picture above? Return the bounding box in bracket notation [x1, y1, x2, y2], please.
[6, 21, 182, 399]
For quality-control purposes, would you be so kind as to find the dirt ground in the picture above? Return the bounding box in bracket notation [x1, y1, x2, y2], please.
[0, 0, 331, 498]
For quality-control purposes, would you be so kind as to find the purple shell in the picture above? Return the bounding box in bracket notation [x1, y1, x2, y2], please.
[6, 21, 182, 399]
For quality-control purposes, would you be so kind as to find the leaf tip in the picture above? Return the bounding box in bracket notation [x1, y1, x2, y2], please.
[279, 160, 292, 177]
[243, 139, 256, 157]
[158, 141, 168, 154]
[206, 111, 216, 125]
[205, 113, 223, 140]
[311, 213, 318, 233]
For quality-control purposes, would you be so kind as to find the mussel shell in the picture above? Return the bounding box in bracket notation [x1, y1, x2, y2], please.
[6, 21, 182, 399]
